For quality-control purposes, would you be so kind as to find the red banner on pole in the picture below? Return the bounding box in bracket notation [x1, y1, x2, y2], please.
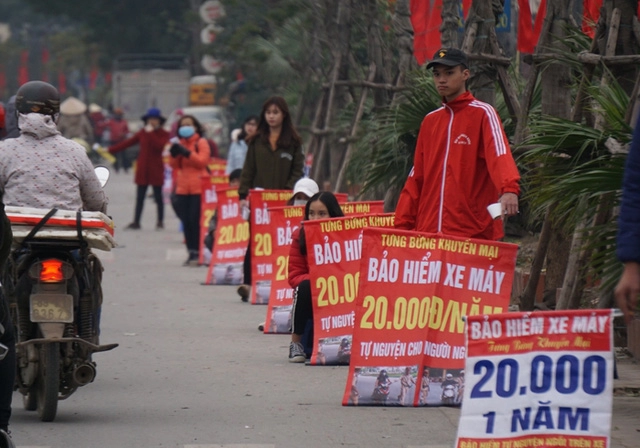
[249, 189, 293, 304]
[342, 228, 517, 406]
[18, 50, 29, 86]
[263, 205, 305, 334]
[303, 214, 396, 365]
[203, 187, 248, 285]
[410, 0, 443, 65]
[517, 0, 547, 54]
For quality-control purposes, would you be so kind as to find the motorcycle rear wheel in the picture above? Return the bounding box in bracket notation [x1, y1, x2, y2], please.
[36, 343, 60, 422]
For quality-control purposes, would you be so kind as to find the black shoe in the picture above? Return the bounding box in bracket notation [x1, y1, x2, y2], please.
[156, 221, 164, 230]
[125, 222, 141, 230]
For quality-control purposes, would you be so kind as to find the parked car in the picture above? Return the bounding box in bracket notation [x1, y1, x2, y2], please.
[166, 106, 230, 154]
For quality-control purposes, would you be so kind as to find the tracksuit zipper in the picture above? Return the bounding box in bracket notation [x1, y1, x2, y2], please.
[438, 105, 454, 233]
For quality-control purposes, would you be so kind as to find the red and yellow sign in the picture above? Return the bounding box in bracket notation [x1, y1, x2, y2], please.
[303, 214, 395, 365]
[249, 189, 293, 304]
[203, 187, 248, 285]
[342, 228, 518, 406]
[262, 205, 305, 333]
[340, 200, 384, 216]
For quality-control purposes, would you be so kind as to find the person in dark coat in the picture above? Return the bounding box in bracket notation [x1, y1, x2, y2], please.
[1, 96, 19, 140]
[615, 113, 640, 323]
[108, 107, 169, 230]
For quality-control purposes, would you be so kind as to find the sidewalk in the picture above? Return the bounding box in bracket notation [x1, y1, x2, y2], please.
[611, 350, 640, 448]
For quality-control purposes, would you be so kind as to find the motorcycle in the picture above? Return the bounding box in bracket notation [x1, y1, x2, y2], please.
[1, 167, 118, 422]
[337, 343, 351, 364]
[441, 383, 457, 405]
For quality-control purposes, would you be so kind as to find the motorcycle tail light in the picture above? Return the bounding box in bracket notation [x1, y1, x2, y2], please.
[28, 259, 74, 283]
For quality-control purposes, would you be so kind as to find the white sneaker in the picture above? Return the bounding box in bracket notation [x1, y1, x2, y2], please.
[288, 342, 306, 363]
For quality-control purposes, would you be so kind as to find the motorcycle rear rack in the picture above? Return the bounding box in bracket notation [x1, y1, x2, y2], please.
[16, 337, 118, 353]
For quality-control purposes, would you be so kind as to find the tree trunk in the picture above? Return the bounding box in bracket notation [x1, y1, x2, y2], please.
[539, 0, 573, 304]
[390, 0, 417, 103]
[440, 0, 460, 48]
[463, 0, 503, 105]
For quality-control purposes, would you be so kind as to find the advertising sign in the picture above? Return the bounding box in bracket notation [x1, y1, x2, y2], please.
[262, 205, 304, 334]
[303, 214, 395, 365]
[455, 309, 613, 448]
[249, 189, 293, 304]
[342, 228, 518, 406]
[203, 187, 247, 285]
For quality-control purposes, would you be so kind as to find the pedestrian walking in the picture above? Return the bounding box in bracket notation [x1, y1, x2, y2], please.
[105, 108, 131, 173]
[225, 115, 258, 175]
[615, 113, 640, 324]
[287, 192, 344, 362]
[108, 107, 169, 230]
[168, 115, 211, 266]
[236, 97, 304, 301]
[394, 48, 520, 240]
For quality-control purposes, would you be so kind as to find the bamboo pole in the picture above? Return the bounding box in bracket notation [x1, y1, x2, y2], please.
[334, 63, 376, 192]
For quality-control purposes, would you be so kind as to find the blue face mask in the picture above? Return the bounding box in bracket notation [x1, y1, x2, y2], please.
[178, 126, 195, 138]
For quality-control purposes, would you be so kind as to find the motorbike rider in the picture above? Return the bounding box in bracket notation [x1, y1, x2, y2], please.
[440, 372, 458, 403]
[0, 81, 107, 213]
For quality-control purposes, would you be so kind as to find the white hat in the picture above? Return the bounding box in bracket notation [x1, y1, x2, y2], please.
[293, 178, 319, 198]
[88, 103, 102, 113]
[60, 97, 87, 115]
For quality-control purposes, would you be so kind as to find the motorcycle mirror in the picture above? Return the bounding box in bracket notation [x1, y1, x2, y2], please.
[94, 166, 110, 187]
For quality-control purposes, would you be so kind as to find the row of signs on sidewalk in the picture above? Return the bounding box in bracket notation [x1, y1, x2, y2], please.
[195, 166, 614, 447]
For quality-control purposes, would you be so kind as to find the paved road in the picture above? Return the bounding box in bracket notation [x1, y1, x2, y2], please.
[8, 172, 458, 448]
[7, 170, 640, 448]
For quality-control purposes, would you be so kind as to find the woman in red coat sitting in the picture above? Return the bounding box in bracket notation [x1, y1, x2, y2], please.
[109, 108, 170, 230]
[287, 191, 344, 362]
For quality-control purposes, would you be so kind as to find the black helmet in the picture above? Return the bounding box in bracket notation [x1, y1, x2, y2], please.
[15, 81, 60, 116]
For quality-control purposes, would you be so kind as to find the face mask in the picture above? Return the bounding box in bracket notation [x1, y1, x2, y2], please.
[178, 126, 195, 138]
[294, 199, 307, 206]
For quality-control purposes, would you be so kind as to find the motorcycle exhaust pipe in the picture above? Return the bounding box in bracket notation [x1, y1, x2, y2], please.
[72, 362, 96, 386]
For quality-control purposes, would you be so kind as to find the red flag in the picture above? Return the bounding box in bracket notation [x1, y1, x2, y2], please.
[0, 67, 6, 94]
[517, 0, 547, 54]
[18, 50, 29, 86]
[410, 0, 443, 65]
[58, 71, 67, 95]
[41, 48, 50, 83]
[462, 0, 472, 19]
[89, 67, 98, 90]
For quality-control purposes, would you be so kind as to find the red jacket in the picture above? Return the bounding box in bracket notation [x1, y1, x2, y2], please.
[109, 128, 169, 186]
[288, 227, 309, 289]
[169, 135, 211, 195]
[395, 91, 520, 240]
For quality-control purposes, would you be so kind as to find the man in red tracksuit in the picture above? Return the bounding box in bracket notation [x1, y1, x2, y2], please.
[395, 48, 520, 240]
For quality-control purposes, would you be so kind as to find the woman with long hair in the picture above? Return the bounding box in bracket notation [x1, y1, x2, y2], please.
[287, 192, 344, 362]
[236, 96, 305, 301]
[168, 114, 211, 265]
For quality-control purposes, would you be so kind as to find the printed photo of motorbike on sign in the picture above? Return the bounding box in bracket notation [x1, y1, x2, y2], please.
[212, 262, 243, 285]
[267, 305, 292, 333]
[317, 335, 352, 365]
[424, 368, 464, 406]
[347, 365, 418, 406]
[255, 280, 271, 304]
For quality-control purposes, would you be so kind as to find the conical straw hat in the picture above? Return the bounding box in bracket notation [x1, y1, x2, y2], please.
[60, 97, 87, 115]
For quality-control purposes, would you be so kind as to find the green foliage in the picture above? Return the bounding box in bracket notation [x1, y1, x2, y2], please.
[346, 70, 442, 197]
[24, 0, 193, 67]
[518, 76, 632, 294]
